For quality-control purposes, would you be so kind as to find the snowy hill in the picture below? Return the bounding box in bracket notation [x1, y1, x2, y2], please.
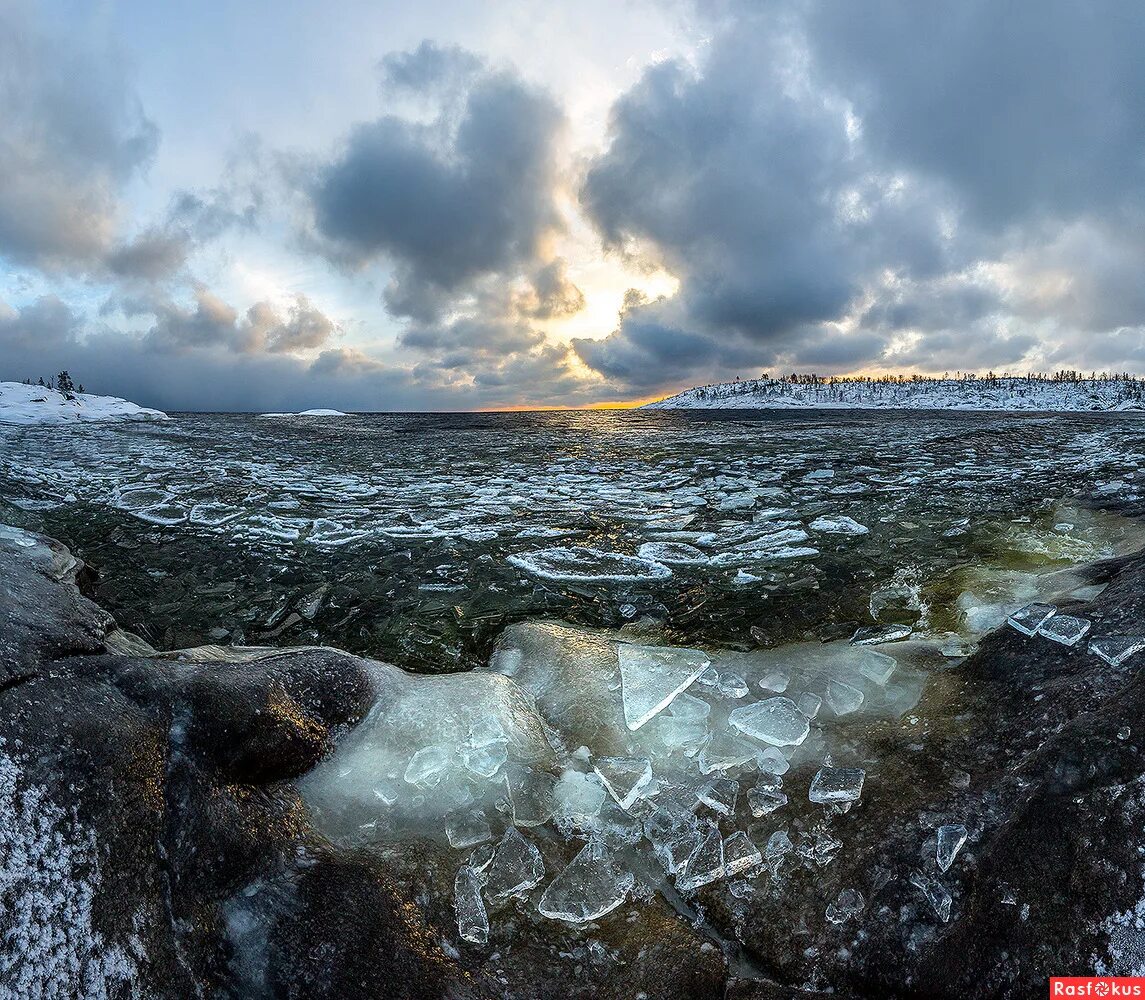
[0, 382, 168, 425]
[643, 377, 1145, 412]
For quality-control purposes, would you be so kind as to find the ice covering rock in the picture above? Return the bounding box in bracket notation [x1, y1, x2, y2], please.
[508, 546, 672, 584]
[936, 823, 968, 872]
[405, 745, 453, 787]
[825, 888, 865, 924]
[1037, 614, 1091, 647]
[1089, 635, 1145, 667]
[1006, 602, 1057, 636]
[723, 831, 762, 876]
[636, 541, 709, 565]
[851, 624, 912, 646]
[592, 756, 652, 809]
[618, 643, 710, 730]
[484, 828, 545, 901]
[809, 766, 866, 804]
[810, 516, 869, 535]
[537, 842, 635, 923]
[728, 697, 810, 747]
[825, 679, 865, 716]
[455, 864, 489, 944]
[676, 822, 726, 892]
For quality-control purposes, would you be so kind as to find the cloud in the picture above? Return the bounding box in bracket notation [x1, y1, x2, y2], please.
[0, 1, 158, 270]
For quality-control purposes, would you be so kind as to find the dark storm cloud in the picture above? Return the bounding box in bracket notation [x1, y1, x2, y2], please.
[310, 43, 565, 323]
[0, 296, 82, 349]
[0, 2, 158, 269]
[522, 259, 585, 321]
[107, 229, 190, 282]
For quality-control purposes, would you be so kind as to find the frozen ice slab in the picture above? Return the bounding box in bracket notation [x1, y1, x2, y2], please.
[851, 624, 912, 646]
[857, 651, 897, 685]
[910, 871, 952, 922]
[618, 643, 710, 731]
[698, 731, 760, 774]
[593, 756, 652, 809]
[1037, 614, 1091, 647]
[484, 828, 545, 901]
[755, 745, 790, 776]
[825, 679, 865, 716]
[670, 692, 712, 721]
[537, 842, 635, 923]
[1006, 602, 1057, 636]
[643, 714, 709, 754]
[697, 777, 739, 815]
[796, 692, 823, 718]
[504, 764, 557, 827]
[809, 516, 869, 535]
[455, 864, 489, 944]
[508, 546, 672, 584]
[825, 888, 865, 924]
[636, 541, 709, 565]
[447, 809, 492, 849]
[676, 822, 726, 892]
[461, 742, 507, 779]
[553, 770, 607, 829]
[748, 787, 788, 816]
[718, 673, 750, 699]
[936, 823, 968, 872]
[809, 766, 865, 804]
[729, 697, 810, 747]
[404, 745, 453, 787]
[723, 831, 762, 875]
[1089, 635, 1145, 667]
[758, 666, 791, 693]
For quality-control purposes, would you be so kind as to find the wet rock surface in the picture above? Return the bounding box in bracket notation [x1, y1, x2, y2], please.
[4, 522, 1145, 998]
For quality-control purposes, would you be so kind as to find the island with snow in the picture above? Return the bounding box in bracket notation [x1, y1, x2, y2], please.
[0, 381, 168, 425]
[643, 374, 1145, 412]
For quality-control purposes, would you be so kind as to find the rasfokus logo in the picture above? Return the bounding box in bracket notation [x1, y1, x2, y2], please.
[1050, 979, 1145, 996]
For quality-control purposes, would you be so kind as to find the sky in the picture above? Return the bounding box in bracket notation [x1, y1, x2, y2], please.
[4, 0, 1145, 411]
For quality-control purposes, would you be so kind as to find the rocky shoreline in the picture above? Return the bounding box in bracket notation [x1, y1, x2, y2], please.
[3, 522, 1145, 998]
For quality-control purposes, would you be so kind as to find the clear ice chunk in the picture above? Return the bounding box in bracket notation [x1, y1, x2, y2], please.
[809, 766, 865, 804]
[755, 745, 790, 776]
[796, 691, 822, 719]
[729, 697, 810, 747]
[748, 787, 788, 816]
[825, 888, 865, 924]
[593, 756, 653, 809]
[645, 714, 709, 753]
[910, 871, 952, 922]
[670, 692, 712, 721]
[676, 822, 726, 892]
[723, 831, 762, 876]
[857, 651, 898, 684]
[757, 666, 791, 693]
[696, 777, 739, 815]
[537, 842, 635, 923]
[1006, 602, 1057, 636]
[1089, 635, 1145, 667]
[446, 809, 492, 849]
[455, 864, 489, 944]
[718, 673, 750, 699]
[484, 828, 545, 901]
[503, 764, 556, 827]
[825, 679, 865, 716]
[618, 643, 710, 730]
[553, 770, 607, 828]
[404, 744, 452, 787]
[765, 830, 793, 858]
[698, 731, 760, 774]
[1037, 614, 1091, 647]
[696, 666, 721, 688]
[461, 742, 507, 779]
[936, 823, 968, 872]
[467, 717, 507, 747]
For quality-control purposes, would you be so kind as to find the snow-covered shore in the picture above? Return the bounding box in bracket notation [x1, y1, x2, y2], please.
[643, 377, 1145, 412]
[0, 382, 168, 425]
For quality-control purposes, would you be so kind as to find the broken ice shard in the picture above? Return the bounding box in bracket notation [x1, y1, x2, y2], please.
[537, 842, 635, 923]
[1006, 602, 1057, 636]
[755, 744, 791, 776]
[676, 822, 726, 892]
[796, 691, 822, 719]
[1089, 635, 1145, 667]
[809, 766, 865, 804]
[507, 546, 672, 584]
[455, 865, 489, 944]
[936, 823, 968, 872]
[748, 786, 788, 816]
[484, 828, 546, 901]
[698, 731, 760, 774]
[592, 756, 652, 809]
[460, 741, 507, 779]
[718, 673, 750, 699]
[696, 777, 739, 815]
[765, 830, 793, 858]
[729, 697, 810, 747]
[553, 770, 606, 829]
[503, 764, 556, 827]
[1037, 614, 1091, 647]
[851, 624, 911, 646]
[857, 650, 898, 684]
[757, 666, 791, 693]
[670, 692, 712, 721]
[404, 744, 452, 787]
[825, 679, 865, 716]
[446, 809, 492, 849]
[723, 831, 762, 876]
[825, 888, 865, 924]
[618, 643, 710, 730]
[910, 871, 953, 922]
